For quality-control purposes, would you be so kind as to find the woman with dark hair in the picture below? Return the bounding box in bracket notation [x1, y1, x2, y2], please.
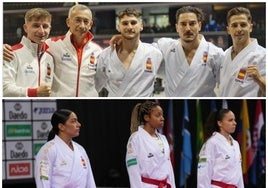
[35, 109, 96, 188]
[197, 109, 244, 188]
[126, 101, 176, 187]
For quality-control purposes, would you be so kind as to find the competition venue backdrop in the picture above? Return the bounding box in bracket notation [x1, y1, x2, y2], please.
[2, 99, 266, 188]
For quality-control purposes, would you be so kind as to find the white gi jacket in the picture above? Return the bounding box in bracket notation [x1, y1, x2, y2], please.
[197, 132, 244, 188]
[154, 35, 224, 97]
[126, 127, 176, 187]
[219, 38, 266, 97]
[3, 36, 54, 97]
[46, 31, 103, 97]
[95, 42, 163, 97]
[35, 135, 96, 188]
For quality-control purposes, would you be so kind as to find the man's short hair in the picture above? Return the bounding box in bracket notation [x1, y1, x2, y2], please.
[176, 6, 205, 23]
[25, 8, 52, 23]
[118, 7, 142, 20]
[226, 7, 252, 24]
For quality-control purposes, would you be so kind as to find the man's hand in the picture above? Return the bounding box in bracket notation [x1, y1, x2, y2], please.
[37, 84, 51, 97]
[247, 64, 266, 96]
[109, 34, 123, 51]
[3, 44, 14, 62]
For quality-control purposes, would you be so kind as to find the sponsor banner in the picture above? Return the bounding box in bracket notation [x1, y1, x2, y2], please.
[33, 141, 46, 157]
[33, 121, 51, 140]
[6, 141, 32, 160]
[5, 123, 32, 140]
[32, 101, 56, 120]
[6, 160, 33, 179]
[3, 141, 5, 160]
[4, 102, 31, 121]
[3, 161, 6, 180]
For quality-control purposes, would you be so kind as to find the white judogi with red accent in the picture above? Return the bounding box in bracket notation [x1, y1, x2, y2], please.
[46, 31, 103, 97]
[95, 42, 163, 97]
[219, 38, 266, 97]
[126, 127, 176, 188]
[3, 36, 54, 97]
[153, 36, 224, 97]
[35, 135, 96, 188]
[197, 132, 244, 188]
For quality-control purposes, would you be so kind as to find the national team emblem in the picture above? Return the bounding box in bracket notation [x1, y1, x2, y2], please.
[90, 53, 95, 64]
[235, 68, 247, 83]
[81, 156, 86, 168]
[202, 51, 208, 66]
[46, 63, 51, 76]
[145, 58, 152, 72]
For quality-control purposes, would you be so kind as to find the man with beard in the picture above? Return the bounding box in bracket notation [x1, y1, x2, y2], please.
[219, 7, 266, 97]
[110, 6, 224, 97]
[3, 4, 103, 97]
[95, 7, 163, 97]
[153, 6, 224, 97]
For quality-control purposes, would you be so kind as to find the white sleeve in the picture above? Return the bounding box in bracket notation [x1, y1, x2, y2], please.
[95, 52, 108, 93]
[3, 59, 27, 97]
[197, 141, 214, 188]
[34, 144, 55, 188]
[125, 135, 143, 188]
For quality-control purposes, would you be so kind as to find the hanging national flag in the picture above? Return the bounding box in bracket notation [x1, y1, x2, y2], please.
[249, 100, 264, 185]
[166, 100, 175, 168]
[237, 100, 254, 184]
[196, 100, 203, 156]
[211, 100, 217, 112]
[180, 100, 192, 187]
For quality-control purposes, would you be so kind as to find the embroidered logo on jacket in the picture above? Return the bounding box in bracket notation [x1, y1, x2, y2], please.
[61, 52, 71, 61]
[81, 156, 87, 169]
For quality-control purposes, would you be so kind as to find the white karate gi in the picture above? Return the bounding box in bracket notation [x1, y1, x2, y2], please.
[35, 135, 96, 188]
[153, 36, 224, 97]
[95, 42, 163, 97]
[3, 36, 54, 97]
[219, 39, 266, 97]
[197, 132, 244, 188]
[126, 127, 176, 188]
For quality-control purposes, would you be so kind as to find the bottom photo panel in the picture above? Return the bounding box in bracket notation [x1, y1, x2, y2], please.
[2, 99, 266, 188]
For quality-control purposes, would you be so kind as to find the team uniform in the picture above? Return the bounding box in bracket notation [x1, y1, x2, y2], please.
[35, 135, 96, 188]
[153, 36, 224, 97]
[46, 31, 103, 97]
[219, 39, 266, 97]
[3, 36, 54, 97]
[126, 127, 176, 188]
[95, 42, 163, 97]
[197, 132, 244, 188]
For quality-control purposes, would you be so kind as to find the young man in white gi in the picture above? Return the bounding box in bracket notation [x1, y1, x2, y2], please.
[95, 8, 163, 97]
[219, 7, 266, 97]
[4, 4, 103, 97]
[3, 8, 54, 97]
[110, 6, 224, 97]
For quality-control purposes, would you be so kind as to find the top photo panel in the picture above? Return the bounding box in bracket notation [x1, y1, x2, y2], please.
[3, 2, 266, 98]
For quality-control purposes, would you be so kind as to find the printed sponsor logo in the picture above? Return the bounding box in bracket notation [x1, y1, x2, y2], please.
[10, 142, 28, 159]
[6, 125, 31, 137]
[9, 163, 30, 176]
[33, 107, 55, 115]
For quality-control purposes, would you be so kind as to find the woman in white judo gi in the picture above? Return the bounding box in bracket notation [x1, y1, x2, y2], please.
[197, 109, 244, 188]
[126, 101, 176, 187]
[35, 109, 96, 188]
